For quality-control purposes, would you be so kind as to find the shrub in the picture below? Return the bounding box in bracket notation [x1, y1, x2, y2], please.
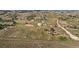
[0, 25, 4, 29]
[59, 36, 68, 41]
[27, 16, 34, 21]
[0, 18, 3, 22]
[27, 14, 36, 21]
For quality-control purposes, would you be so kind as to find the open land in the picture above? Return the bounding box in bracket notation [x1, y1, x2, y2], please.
[0, 10, 79, 48]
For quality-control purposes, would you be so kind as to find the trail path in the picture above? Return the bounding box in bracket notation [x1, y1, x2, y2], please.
[57, 20, 79, 40]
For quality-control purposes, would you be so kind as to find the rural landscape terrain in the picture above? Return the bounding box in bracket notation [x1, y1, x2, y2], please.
[0, 10, 79, 48]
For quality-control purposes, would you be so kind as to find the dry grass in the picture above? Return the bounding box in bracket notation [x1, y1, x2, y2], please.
[0, 11, 79, 48]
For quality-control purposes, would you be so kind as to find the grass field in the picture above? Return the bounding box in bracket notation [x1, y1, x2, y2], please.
[0, 10, 79, 48]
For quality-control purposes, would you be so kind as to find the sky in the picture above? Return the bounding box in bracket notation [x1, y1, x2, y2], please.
[0, 0, 79, 10]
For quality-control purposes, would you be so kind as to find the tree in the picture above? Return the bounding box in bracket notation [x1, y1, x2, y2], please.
[12, 18, 16, 25]
[0, 18, 2, 20]
[27, 16, 34, 21]
[0, 25, 4, 29]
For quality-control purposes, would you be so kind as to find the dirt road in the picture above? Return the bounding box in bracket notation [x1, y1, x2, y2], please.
[57, 20, 79, 40]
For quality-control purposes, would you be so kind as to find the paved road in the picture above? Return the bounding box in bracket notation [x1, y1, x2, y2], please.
[57, 20, 79, 40]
